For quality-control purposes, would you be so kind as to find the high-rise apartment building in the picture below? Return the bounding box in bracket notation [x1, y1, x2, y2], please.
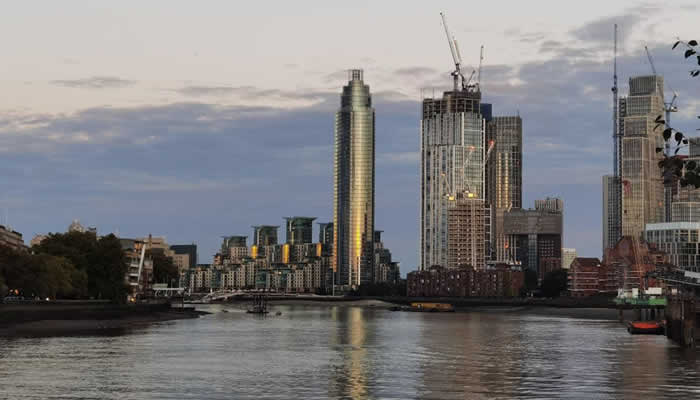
[421, 88, 484, 269]
[318, 222, 333, 257]
[503, 199, 563, 273]
[285, 216, 316, 245]
[486, 115, 523, 262]
[333, 69, 375, 288]
[253, 225, 279, 246]
[620, 75, 665, 238]
[171, 244, 197, 269]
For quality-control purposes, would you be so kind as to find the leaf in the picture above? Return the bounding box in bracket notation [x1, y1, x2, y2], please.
[690, 40, 698, 46]
[663, 128, 673, 141]
[686, 49, 697, 58]
[673, 41, 681, 49]
[675, 131, 684, 144]
[655, 115, 664, 123]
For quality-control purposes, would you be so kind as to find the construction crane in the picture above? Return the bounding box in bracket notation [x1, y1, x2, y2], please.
[477, 45, 484, 90]
[440, 12, 475, 92]
[441, 140, 496, 200]
[645, 45, 679, 130]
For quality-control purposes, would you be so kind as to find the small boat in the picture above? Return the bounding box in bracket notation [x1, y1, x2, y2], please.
[627, 321, 665, 335]
[246, 294, 269, 314]
[410, 302, 455, 312]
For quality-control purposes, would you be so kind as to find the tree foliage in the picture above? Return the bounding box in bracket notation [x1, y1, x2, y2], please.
[524, 268, 538, 292]
[149, 250, 179, 285]
[541, 269, 568, 298]
[657, 38, 699, 187]
[0, 245, 84, 299]
[25, 232, 128, 301]
[673, 39, 700, 78]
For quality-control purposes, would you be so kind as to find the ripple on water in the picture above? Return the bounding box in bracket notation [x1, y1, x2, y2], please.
[1, 305, 700, 399]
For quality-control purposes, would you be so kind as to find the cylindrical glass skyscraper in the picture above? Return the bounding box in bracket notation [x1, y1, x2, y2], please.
[333, 69, 375, 288]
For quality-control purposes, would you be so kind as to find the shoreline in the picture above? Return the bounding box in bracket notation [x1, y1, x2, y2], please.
[215, 295, 621, 309]
[211, 296, 636, 321]
[0, 303, 208, 337]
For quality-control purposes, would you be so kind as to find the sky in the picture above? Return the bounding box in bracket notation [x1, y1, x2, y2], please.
[1, 1, 699, 270]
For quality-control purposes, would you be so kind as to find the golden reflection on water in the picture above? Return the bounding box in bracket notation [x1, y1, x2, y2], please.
[329, 307, 369, 400]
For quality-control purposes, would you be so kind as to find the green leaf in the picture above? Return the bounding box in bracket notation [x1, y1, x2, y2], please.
[686, 49, 697, 58]
[675, 131, 684, 144]
[673, 41, 681, 49]
[690, 40, 698, 46]
[663, 128, 673, 141]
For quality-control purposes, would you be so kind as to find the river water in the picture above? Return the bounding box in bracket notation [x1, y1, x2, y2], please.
[1, 304, 700, 399]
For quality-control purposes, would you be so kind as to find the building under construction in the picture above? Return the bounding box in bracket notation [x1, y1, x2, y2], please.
[620, 75, 666, 238]
[447, 195, 487, 269]
[420, 13, 487, 270]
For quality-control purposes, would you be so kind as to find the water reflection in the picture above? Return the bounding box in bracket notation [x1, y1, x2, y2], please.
[329, 307, 369, 399]
[2, 306, 700, 399]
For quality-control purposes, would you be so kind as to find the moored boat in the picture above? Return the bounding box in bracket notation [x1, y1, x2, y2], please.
[627, 321, 664, 335]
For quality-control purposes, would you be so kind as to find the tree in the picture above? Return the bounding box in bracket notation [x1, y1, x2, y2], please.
[0, 244, 86, 299]
[657, 39, 699, 187]
[32, 232, 127, 302]
[673, 39, 700, 78]
[541, 269, 568, 298]
[524, 268, 538, 293]
[150, 250, 178, 285]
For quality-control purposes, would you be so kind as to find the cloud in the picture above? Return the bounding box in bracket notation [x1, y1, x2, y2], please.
[395, 67, 440, 78]
[50, 76, 136, 89]
[7, 37, 699, 266]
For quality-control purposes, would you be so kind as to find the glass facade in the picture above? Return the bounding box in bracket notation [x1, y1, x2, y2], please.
[485, 116, 522, 262]
[621, 75, 665, 239]
[333, 69, 375, 287]
[285, 216, 316, 245]
[645, 222, 700, 272]
[421, 89, 485, 269]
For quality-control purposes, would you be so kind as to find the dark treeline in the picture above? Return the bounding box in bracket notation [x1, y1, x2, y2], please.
[0, 232, 128, 302]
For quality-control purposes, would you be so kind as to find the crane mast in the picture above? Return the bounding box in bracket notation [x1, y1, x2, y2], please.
[611, 24, 621, 246]
[477, 45, 484, 90]
[644, 45, 679, 132]
[440, 12, 463, 92]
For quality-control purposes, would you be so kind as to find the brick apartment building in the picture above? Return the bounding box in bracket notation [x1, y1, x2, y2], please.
[407, 265, 524, 297]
